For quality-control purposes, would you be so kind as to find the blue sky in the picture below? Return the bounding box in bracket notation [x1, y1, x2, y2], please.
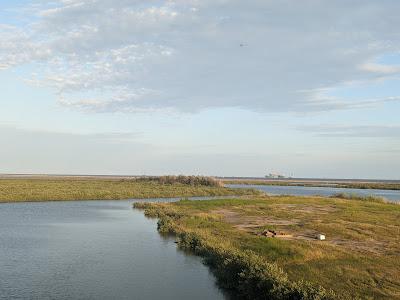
[0, 0, 399, 178]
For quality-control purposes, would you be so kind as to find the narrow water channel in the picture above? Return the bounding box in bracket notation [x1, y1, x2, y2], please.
[227, 184, 400, 202]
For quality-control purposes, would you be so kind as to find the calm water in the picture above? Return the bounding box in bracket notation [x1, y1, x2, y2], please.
[228, 184, 400, 202]
[0, 200, 225, 300]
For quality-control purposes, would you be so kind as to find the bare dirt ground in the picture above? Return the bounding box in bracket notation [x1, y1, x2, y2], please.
[211, 204, 392, 254]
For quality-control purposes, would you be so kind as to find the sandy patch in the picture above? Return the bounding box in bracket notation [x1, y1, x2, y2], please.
[269, 204, 338, 214]
[212, 208, 299, 232]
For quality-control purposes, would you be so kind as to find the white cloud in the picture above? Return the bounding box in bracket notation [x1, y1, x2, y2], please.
[360, 62, 400, 74]
[298, 124, 400, 138]
[1, 0, 400, 113]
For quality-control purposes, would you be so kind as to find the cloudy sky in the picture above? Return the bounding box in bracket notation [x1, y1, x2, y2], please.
[1, 0, 399, 178]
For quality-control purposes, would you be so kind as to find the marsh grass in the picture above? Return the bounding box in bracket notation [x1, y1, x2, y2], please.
[135, 195, 400, 299]
[0, 178, 259, 203]
[330, 192, 387, 203]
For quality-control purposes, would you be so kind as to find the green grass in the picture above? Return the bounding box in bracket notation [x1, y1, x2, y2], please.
[223, 179, 400, 190]
[135, 195, 400, 299]
[330, 192, 393, 203]
[0, 178, 259, 203]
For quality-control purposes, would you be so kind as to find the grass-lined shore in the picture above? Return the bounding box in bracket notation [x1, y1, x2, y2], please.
[135, 195, 400, 299]
[223, 179, 400, 190]
[0, 177, 259, 203]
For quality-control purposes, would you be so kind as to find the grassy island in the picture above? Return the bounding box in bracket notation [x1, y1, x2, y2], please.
[135, 195, 400, 299]
[0, 176, 259, 203]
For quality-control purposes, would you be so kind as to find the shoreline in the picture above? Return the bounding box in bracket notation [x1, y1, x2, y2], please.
[134, 195, 400, 299]
[0, 195, 251, 205]
[222, 179, 400, 190]
[0, 177, 260, 203]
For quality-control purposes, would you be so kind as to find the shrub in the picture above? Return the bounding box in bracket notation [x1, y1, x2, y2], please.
[157, 216, 176, 233]
[135, 175, 223, 187]
[132, 202, 152, 209]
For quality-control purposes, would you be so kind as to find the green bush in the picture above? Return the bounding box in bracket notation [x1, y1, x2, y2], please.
[157, 216, 175, 233]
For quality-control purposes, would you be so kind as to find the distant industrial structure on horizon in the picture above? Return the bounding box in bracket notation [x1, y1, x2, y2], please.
[265, 172, 292, 179]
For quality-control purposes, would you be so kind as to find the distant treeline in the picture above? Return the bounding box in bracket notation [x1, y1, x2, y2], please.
[135, 175, 224, 187]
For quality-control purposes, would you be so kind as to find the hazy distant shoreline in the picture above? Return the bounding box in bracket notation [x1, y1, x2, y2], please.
[1, 174, 399, 191]
[1, 174, 399, 183]
[222, 178, 400, 191]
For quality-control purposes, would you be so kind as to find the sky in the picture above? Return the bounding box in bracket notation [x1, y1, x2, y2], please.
[0, 0, 399, 179]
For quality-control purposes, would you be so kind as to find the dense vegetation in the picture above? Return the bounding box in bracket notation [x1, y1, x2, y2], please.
[135, 175, 224, 187]
[0, 178, 258, 203]
[223, 179, 400, 190]
[135, 195, 400, 299]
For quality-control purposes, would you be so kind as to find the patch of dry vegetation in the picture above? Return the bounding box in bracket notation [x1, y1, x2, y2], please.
[135, 175, 224, 187]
